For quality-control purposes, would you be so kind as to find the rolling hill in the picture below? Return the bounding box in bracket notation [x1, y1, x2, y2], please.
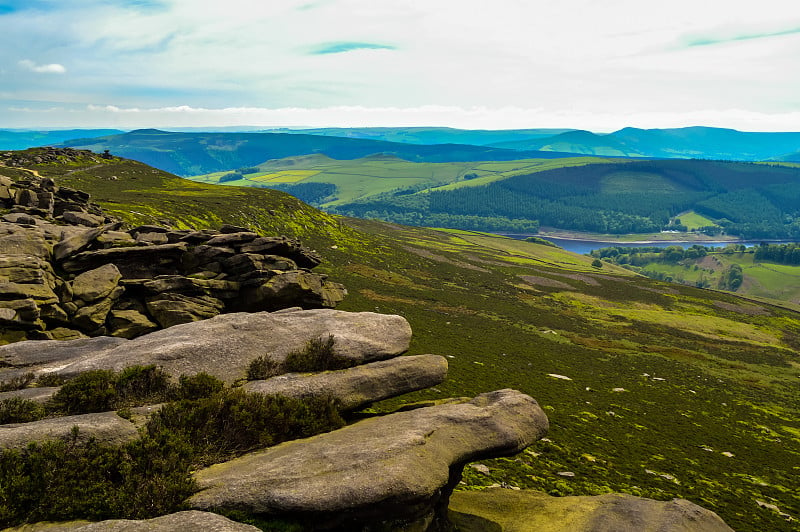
[193, 155, 800, 239]
[57, 129, 574, 177]
[490, 126, 800, 161]
[4, 148, 799, 530]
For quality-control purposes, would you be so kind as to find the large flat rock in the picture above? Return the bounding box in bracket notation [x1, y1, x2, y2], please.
[6, 510, 261, 531]
[0, 411, 139, 450]
[55, 309, 412, 383]
[244, 354, 448, 411]
[448, 489, 734, 532]
[188, 389, 548, 529]
[0, 336, 127, 370]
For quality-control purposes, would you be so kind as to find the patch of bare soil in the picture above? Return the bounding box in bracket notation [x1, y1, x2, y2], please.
[401, 246, 489, 273]
[518, 275, 573, 289]
[712, 300, 772, 316]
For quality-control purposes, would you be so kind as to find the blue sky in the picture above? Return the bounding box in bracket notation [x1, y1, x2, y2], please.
[1, 0, 799, 130]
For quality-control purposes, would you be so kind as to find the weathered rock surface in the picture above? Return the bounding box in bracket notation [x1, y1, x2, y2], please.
[0, 336, 127, 370]
[0, 386, 58, 404]
[54, 309, 412, 383]
[5, 510, 261, 531]
[0, 411, 139, 450]
[71, 264, 122, 302]
[188, 389, 548, 530]
[448, 489, 734, 532]
[244, 354, 448, 412]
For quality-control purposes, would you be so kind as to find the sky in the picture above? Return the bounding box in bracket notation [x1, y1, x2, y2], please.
[1, 0, 800, 131]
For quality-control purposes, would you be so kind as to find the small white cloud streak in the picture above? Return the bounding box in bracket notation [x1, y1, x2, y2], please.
[19, 59, 67, 74]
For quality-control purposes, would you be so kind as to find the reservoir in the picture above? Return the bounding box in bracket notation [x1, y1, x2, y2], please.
[500, 235, 798, 255]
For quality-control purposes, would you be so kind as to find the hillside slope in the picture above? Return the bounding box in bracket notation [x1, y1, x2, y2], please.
[3, 149, 800, 531]
[330, 158, 800, 238]
[58, 129, 573, 177]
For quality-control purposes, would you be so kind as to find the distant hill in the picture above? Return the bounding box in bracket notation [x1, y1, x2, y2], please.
[59, 129, 575, 176]
[330, 158, 800, 238]
[266, 126, 577, 146]
[771, 150, 800, 163]
[490, 126, 800, 161]
[0, 129, 125, 151]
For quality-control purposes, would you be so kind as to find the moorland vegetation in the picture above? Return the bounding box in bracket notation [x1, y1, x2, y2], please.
[1, 148, 799, 530]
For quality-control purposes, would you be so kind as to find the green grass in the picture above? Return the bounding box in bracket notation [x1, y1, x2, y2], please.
[676, 211, 720, 231]
[633, 252, 800, 305]
[8, 149, 800, 531]
[188, 155, 617, 206]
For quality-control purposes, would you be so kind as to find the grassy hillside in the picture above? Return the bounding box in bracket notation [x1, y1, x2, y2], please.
[192, 155, 800, 239]
[5, 149, 800, 531]
[58, 129, 572, 177]
[189, 154, 611, 207]
[599, 247, 800, 307]
[331, 158, 800, 239]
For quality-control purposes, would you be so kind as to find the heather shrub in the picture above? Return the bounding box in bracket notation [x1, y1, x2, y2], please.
[0, 373, 35, 392]
[283, 335, 355, 373]
[0, 397, 46, 424]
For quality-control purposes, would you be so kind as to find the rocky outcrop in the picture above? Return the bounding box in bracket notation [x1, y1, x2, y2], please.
[0, 163, 346, 343]
[244, 354, 448, 412]
[4, 510, 261, 531]
[1, 309, 412, 384]
[448, 489, 734, 532]
[188, 389, 549, 530]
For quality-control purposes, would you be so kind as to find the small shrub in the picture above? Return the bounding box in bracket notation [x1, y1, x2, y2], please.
[283, 335, 355, 373]
[115, 365, 171, 406]
[175, 373, 224, 400]
[0, 397, 46, 424]
[591, 258, 603, 268]
[0, 429, 196, 527]
[146, 388, 344, 465]
[35, 373, 65, 387]
[0, 373, 35, 392]
[48, 370, 117, 415]
[246, 355, 282, 381]
[47, 365, 173, 415]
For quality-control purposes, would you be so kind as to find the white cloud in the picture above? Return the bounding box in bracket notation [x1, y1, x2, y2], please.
[18, 59, 66, 74]
[1, 0, 799, 129]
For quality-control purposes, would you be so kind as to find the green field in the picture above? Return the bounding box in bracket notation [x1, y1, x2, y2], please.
[674, 210, 720, 231]
[619, 251, 800, 306]
[189, 155, 611, 206]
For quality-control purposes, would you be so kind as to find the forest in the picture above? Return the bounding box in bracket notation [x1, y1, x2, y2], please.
[330, 159, 800, 237]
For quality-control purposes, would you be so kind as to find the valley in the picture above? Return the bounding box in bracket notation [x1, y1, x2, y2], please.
[2, 149, 798, 530]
